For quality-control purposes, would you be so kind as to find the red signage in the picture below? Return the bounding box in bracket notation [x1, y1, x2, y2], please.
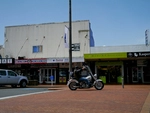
[15, 58, 47, 64]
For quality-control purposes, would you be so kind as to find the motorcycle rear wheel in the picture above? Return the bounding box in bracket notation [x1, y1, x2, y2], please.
[69, 81, 77, 90]
[94, 81, 104, 90]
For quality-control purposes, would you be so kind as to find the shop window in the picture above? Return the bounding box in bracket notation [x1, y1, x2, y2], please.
[59, 69, 67, 84]
[143, 67, 150, 83]
[59, 70, 67, 76]
[98, 66, 121, 83]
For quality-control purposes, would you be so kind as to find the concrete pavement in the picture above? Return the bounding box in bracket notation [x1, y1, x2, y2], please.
[0, 85, 150, 113]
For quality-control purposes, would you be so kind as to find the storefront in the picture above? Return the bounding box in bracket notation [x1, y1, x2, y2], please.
[96, 61, 123, 84]
[47, 57, 84, 84]
[7, 58, 84, 85]
[58, 62, 83, 83]
[84, 52, 150, 84]
[0, 58, 15, 69]
[39, 68, 56, 84]
[38, 62, 83, 84]
[126, 52, 150, 84]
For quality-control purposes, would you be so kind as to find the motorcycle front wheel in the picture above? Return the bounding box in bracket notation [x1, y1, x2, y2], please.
[68, 81, 77, 90]
[94, 81, 104, 90]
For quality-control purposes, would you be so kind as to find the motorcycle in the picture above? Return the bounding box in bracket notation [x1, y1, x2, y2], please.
[67, 65, 104, 90]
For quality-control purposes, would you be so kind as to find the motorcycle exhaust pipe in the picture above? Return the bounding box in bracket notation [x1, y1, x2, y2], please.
[73, 86, 79, 88]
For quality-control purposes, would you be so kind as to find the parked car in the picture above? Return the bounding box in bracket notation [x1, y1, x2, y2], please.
[0, 69, 29, 88]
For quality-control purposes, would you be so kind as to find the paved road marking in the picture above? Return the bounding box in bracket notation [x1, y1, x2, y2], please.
[0, 90, 53, 100]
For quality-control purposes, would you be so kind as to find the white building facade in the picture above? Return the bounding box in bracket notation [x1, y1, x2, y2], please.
[4, 20, 94, 59]
[0, 45, 4, 58]
[2, 20, 150, 85]
[3, 20, 94, 84]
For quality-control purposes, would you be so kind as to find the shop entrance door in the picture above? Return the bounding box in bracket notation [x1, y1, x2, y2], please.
[132, 67, 143, 83]
[96, 61, 123, 84]
[39, 68, 56, 84]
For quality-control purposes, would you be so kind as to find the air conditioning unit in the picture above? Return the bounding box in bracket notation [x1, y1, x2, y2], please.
[5, 55, 13, 58]
[5, 55, 9, 58]
[18, 56, 25, 59]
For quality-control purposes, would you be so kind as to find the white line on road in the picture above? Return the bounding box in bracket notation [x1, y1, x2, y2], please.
[0, 91, 53, 100]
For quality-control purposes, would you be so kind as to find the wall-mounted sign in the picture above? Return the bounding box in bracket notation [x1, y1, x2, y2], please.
[145, 29, 149, 46]
[84, 52, 127, 59]
[15, 58, 47, 64]
[31, 63, 57, 68]
[59, 62, 82, 68]
[47, 58, 69, 63]
[72, 43, 80, 51]
[127, 52, 150, 57]
[47, 57, 84, 63]
[0, 58, 14, 64]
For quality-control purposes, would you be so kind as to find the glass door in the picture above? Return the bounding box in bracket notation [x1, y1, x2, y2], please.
[137, 67, 143, 83]
[39, 68, 56, 84]
[132, 67, 138, 83]
[132, 66, 143, 83]
[143, 66, 150, 83]
[46, 68, 56, 83]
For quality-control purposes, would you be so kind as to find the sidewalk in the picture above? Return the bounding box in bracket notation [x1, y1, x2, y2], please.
[0, 84, 150, 113]
[29, 84, 150, 113]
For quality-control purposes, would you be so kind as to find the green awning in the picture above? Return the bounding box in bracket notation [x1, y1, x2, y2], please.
[84, 52, 127, 59]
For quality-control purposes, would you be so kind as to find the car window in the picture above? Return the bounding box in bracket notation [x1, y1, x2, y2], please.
[0, 70, 6, 76]
[8, 71, 17, 76]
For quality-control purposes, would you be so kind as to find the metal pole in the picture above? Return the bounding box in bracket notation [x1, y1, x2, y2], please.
[122, 64, 124, 88]
[69, 0, 72, 78]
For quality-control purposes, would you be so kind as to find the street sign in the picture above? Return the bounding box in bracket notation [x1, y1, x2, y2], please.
[50, 75, 54, 81]
[50, 75, 54, 86]
[72, 43, 80, 51]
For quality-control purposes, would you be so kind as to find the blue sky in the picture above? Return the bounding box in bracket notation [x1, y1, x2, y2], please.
[0, 0, 150, 46]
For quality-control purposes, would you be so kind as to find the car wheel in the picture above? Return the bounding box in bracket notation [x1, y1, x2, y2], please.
[20, 80, 27, 88]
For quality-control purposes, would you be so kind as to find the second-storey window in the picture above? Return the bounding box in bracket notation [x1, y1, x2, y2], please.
[33, 45, 43, 53]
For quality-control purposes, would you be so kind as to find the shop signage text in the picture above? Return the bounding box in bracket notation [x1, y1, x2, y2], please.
[127, 52, 150, 57]
[15, 59, 47, 64]
[0, 58, 14, 64]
